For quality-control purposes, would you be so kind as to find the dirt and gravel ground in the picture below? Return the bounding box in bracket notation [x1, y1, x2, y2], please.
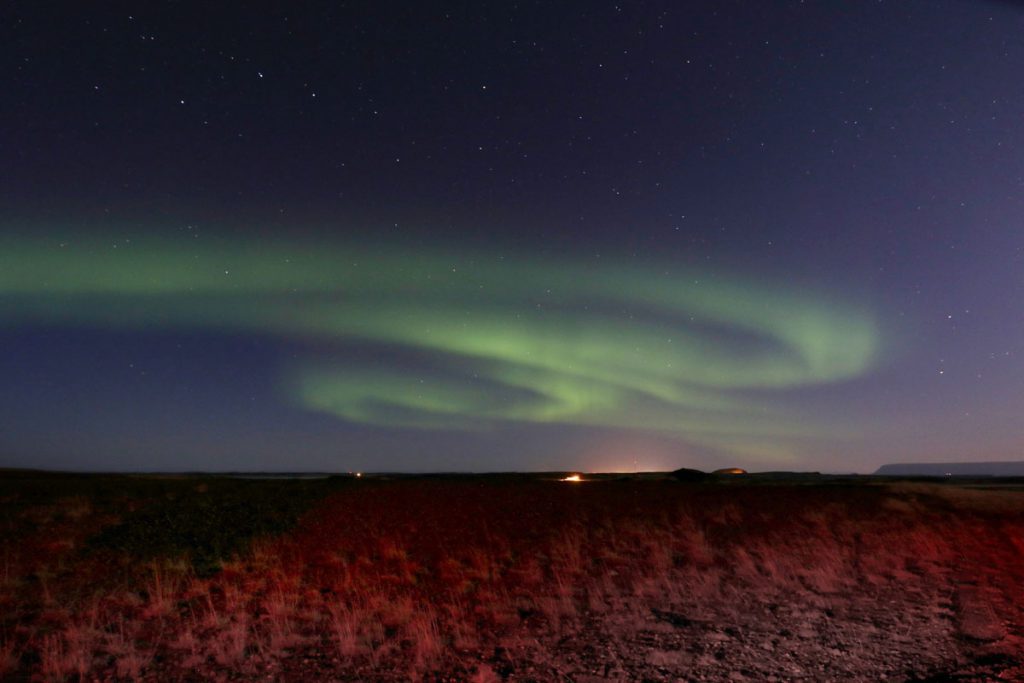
[267, 537, 1024, 682]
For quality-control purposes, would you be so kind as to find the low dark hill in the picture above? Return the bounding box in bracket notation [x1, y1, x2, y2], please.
[875, 461, 1024, 476]
[670, 467, 710, 482]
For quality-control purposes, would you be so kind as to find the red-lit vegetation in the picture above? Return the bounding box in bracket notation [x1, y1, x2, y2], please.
[3, 475, 1024, 680]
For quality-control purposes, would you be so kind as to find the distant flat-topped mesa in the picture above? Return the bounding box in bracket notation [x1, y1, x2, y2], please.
[874, 461, 1024, 477]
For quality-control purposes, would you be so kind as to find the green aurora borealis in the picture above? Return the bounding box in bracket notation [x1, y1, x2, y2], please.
[0, 234, 881, 462]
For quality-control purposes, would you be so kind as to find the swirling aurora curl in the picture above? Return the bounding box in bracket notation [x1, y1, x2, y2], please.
[0, 234, 880, 461]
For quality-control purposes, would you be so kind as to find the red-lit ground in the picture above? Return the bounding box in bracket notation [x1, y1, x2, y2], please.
[3, 474, 1024, 680]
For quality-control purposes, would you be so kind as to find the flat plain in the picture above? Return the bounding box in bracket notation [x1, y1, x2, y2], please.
[2, 471, 1023, 681]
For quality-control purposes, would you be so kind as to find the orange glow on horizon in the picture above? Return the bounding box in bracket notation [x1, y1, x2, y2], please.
[561, 473, 583, 482]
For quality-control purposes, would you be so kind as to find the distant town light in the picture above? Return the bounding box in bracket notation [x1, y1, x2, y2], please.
[712, 467, 747, 476]
[561, 473, 583, 482]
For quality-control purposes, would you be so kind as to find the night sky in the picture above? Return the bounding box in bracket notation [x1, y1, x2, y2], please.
[2, 1, 1023, 473]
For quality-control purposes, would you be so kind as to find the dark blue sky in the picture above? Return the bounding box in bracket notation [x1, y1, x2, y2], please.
[1, 1, 1023, 473]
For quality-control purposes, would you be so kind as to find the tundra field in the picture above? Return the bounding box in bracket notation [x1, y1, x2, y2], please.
[2, 471, 1023, 681]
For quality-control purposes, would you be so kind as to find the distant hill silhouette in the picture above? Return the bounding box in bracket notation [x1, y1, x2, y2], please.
[670, 467, 710, 482]
[874, 461, 1024, 476]
[670, 467, 752, 481]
